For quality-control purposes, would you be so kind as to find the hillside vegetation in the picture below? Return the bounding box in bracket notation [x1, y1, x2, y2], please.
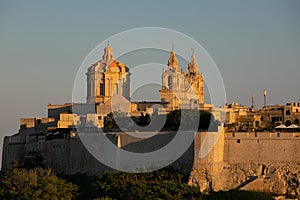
[0, 166, 273, 200]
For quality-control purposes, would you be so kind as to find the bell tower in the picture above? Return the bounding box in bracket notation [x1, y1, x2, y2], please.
[186, 51, 204, 104]
[167, 50, 178, 71]
[160, 49, 205, 111]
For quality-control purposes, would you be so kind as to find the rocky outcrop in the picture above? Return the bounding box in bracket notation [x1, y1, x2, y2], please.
[189, 162, 300, 197]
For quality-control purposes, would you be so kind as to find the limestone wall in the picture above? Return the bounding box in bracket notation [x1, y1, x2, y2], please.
[2, 131, 194, 175]
[3, 130, 300, 196]
[224, 132, 300, 163]
[190, 131, 300, 197]
[43, 137, 113, 175]
[1, 137, 25, 170]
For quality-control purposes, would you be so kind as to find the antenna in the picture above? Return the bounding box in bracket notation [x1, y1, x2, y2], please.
[251, 91, 255, 109]
[171, 43, 174, 51]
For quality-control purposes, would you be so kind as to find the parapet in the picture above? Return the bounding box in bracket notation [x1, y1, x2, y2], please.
[225, 131, 300, 140]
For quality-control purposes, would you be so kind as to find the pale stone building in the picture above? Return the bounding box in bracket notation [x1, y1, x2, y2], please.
[85, 44, 132, 115]
[221, 101, 300, 131]
[50, 46, 208, 126]
[259, 102, 300, 128]
[160, 50, 204, 111]
[86, 46, 206, 115]
[57, 113, 80, 129]
[86, 43, 130, 104]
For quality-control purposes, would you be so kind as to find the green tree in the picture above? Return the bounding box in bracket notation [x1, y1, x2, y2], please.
[60, 173, 97, 200]
[162, 109, 218, 131]
[10, 160, 19, 169]
[90, 168, 202, 200]
[104, 112, 119, 130]
[137, 113, 151, 126]
[22, 151, 45, 169]
[104, 112, 130, 131]
[0, 168, 78, 200]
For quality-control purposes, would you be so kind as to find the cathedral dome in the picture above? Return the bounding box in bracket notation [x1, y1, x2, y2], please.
[87, 43, 128, 74]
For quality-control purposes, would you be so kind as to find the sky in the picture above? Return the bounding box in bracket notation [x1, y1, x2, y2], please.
[0, 0, 300, 144]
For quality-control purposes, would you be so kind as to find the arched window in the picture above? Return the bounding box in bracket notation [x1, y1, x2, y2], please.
[100, 83, 104, 96]
[295, 119, 299, 126]
[285, 120, 292, 127]
[168, 76, 172, 89]
[113, 83, 118, 95]
[286, 110, 291, 116]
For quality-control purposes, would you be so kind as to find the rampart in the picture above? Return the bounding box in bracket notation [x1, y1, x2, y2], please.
[191, 131, 300, 196]
[2, 129, 300, 196]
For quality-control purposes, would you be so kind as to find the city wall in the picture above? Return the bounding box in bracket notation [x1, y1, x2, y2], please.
[2, 130, 300, 196]
[223, 132, 300, 163]
[191, 131, 300, 196]
[2, 132, 195, 175]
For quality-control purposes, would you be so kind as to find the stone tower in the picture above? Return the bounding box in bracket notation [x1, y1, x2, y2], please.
[86, 43, 131, 104]
[167, 50, 179, 71]
[186, 51, 205, 104]
[160, 50, 204, 111]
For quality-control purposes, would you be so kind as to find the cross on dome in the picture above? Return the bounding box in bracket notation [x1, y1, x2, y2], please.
[102, 41, 115, 61]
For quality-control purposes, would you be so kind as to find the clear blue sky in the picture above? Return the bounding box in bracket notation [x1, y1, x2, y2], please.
[0, 0, 300, 138]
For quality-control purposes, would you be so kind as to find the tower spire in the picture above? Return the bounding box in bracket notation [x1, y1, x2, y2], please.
[188, 49, 198, 74]
[167, 49, 178, 70]
[251, 91, 255, 109]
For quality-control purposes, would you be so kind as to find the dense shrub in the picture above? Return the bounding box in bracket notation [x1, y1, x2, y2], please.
[104, 109, 219, 132]
[0, 168, 78, 200]
[0, 167, 274, 200]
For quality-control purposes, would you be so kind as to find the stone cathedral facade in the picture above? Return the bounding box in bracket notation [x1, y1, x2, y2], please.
[86, 44, 204, 115]
[160, 50, 205, 111]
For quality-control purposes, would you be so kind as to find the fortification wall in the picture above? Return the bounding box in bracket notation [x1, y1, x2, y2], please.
[2, 131, 195, 175]
[223, 132, 300, 163]
[3, 130, 300, 196]
[118, 132, 194, 173]
[43, 137, 113, 175]
[189, 131, 300, 196]
[1, 137, 25, 170]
